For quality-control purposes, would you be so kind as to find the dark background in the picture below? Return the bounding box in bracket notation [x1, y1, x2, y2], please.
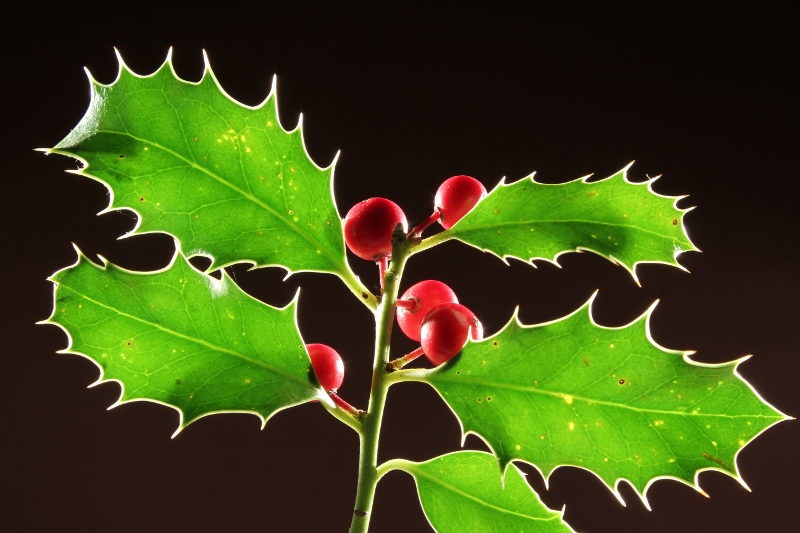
[3, 7, 797, 532]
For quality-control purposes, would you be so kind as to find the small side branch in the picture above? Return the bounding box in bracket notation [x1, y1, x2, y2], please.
[386, 347, 425, 372]
[321, 397, 364, 434]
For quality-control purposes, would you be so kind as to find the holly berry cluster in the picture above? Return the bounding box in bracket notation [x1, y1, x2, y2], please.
[308, 176, 487, 412]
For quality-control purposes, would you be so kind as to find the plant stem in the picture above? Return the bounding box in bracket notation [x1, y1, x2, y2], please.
[339, 267, 379, 310]
[408, 228, 454, 255]
[386, 346, 425, 371]
[321, 398, 363, 433]
[348, 228, 410, 533]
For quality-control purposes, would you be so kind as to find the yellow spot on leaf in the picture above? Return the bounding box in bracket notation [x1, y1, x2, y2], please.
[568, 422, 575, 430]
[563, 394, 573, 405]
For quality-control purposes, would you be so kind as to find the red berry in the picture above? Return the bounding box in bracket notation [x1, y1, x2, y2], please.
[421, 303, 483, 366]
[396, 280, 459, 341]
[435, 175, 487, 230]
[344, 197, 408, 260]
[307, 343, 344, 391]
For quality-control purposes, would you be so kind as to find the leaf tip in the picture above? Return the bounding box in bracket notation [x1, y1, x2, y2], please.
[269, 73, 278, 95]
[82, 65, 96, 86]
[644, 298, 661, 317]
[171, 424, 186, 439]
[69, 242, 85, 260]
[736, 476, 752, 493]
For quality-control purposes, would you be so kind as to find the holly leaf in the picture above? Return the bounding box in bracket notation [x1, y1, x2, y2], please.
[416, 295, 788, 505]
[42, 244, 324, 435]
[426, 165, 696, 280]
[45, 49, 371, 304]
[385, 451, 573, 532]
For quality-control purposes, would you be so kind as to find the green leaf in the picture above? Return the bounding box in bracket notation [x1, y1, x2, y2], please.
[46, 50, 362, 293]
[387, 451, 573, 532]
[426, 165, 697, 280]
[418, 295, 788, 505]
[43, 244, 324, 435]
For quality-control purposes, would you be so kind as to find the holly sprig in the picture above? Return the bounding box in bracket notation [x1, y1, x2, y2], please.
[42, 50, 789, 532]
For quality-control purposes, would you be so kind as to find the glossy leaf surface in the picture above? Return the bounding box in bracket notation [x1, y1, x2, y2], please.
[45, 246, 322, 434]
[440, 166, 696, 278]
[421, 296, 787, 502]
[49, 51, 349, 278]
[390, 451, 572, 532]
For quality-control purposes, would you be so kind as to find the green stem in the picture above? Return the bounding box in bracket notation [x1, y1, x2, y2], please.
[321, 397, 363, 434]
[408, 229, 454, 256]
[339, 267, 379, 310]
[376, 458, 411, 481]
[348, 229, 411, 533]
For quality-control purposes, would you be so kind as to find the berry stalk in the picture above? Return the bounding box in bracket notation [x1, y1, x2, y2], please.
[349, 225, 410, 533]
[386, 347, 425, 372]
[408, 211, 440, 237]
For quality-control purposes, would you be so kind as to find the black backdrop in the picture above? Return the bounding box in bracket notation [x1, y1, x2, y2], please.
[3, 7, 798, 532]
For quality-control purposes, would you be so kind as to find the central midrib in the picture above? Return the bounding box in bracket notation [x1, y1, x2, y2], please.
[430, 375, 779, 419]
[452, 217, 680, 242]
[61, 283, 310, 387]
[409, 465, 561, 522]
[97, 129, 346, 273]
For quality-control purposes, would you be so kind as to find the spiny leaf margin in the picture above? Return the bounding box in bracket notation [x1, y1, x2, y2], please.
[424, 163, 698, 284]
[42, 48, 372, 304]
[382, 451, 574, 532]
[41, 242, 328, 438]
[407, 294, 790, 509]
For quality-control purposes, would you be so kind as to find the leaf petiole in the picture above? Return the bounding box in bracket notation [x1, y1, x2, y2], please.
[330, 392, 367, 421]
[320, 398, 363, 434]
